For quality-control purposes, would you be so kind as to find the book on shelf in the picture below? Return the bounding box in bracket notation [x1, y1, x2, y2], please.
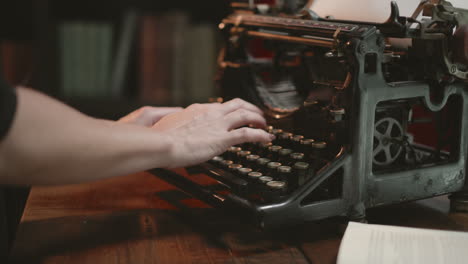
[110, 10, 139, 98]
[58, 21, 114, 98]
[170, 11, 189, 106]
[184, 22, 217, 104]
[57, 11, 219, 104]
[0, 40, 32, 86]
[139, 14, 174, 105]
[337, 222, 468, 264]
[138, 12, 219, 105]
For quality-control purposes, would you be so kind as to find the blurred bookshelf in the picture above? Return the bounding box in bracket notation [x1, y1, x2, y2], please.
[0, 0, 230, 119]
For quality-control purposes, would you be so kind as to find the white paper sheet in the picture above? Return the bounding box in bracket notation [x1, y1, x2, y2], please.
[337, 222, 468, 264]
[308, 0, 468, 23]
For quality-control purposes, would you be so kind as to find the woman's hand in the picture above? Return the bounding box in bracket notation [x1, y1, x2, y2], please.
[152, 98, 274, 168]
[118, 106, 183, 127]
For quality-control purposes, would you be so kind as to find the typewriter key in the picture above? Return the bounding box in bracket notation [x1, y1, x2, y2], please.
[221, 160, 234, 167]
[271, 129, 283, 136]
[278, 132, 293, 147]
[238, 167, 253, 178]
[225, 146, 235, 158]
[256, 158, 271, 170]
[266, 162, 282, 178]
[211, 156, 224, 164]
[228, 164, 242, 173]
[293, 162, 310, 186]
[279, 132, 293, 140]
[258, 142, 273, 156]
[290, 152, 305, 165]
[330, 108, 345, 122]
[292, 135, 304, 149]
[248, 171, 262, 182]
[277, 165, 293, 183]
[231, 147, 243, 162]
[266, 181, 288, 196]
[237, 150, 251, 163]
[226, 146, 242, 160]
[268, 145, 283, 160]
[312, 141, 327, 150]
[259, 176, 273, 184]
[300, 139, 315, 157]
[311, 141, 327, 173]
[279, 148, 293, 164]
[246, 154, 260, 169]
[265, 126, 274, 133]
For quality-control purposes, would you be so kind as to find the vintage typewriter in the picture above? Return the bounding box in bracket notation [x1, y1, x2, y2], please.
[152, 0, 468, 228]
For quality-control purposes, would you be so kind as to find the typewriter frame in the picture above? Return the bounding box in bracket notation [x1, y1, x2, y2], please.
[151, 0, 468, 228]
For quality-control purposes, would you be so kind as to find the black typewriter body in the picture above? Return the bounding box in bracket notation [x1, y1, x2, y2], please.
[153, 0, 468, 228]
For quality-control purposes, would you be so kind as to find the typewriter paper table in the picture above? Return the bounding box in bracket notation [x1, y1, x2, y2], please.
[10, 170, 468, 264]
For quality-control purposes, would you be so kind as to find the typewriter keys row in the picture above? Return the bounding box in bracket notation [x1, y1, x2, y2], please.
[209, 126, 328, 202]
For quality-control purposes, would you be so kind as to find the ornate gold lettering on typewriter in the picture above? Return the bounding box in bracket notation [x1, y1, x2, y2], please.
[152, 0, 468, 228]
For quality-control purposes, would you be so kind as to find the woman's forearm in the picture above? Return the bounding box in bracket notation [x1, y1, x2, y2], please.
[0, 88, 173, 185]
[0, 88, 273, 185]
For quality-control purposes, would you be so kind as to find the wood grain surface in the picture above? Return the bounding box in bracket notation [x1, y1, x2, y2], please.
[9, 170, 468, 264]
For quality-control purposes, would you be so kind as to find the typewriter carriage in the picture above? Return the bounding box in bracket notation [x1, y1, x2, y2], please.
[153, 0, 468, 228]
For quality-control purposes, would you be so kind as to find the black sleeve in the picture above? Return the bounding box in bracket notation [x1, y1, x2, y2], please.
[0, 77, 17, 140]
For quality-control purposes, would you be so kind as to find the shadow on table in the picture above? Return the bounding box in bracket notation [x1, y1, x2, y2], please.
[10, 188, 467, 264]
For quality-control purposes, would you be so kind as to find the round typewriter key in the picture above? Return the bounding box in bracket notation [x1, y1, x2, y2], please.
[259, 176, 273, 184]
[220, 160, 234, 167]
[330, 108, 345, 122]
[279, 132, 293, 140]
[293, 162, 310, 186]
[303, 99, 318, 108]
[211, 156, 224, 164]
[256, 157, 271, 169]
[268, 145, 283, 160]
[292, 135, 305, 149]
[258, 142, 273, 156]
[228, 164, 242, 173]
[246, 154, 260, 169]
[238, 167, 253, 177]
[292, 135, 304, 142]
[271, 129, 283, 136]
[277, 165, 292, 182]
[311, 141, 327, 174]
[279, 148, 293, 164]
[237, 150, 251, 163]
[231, 147, 243, 162]
[300, 139, 315, 145]
[312, 141, 327, 150]
[290, 152, 305, 165]
[266, 162, 282, 178]
[226, 146, 241, 160]
[248, 171, 263, 182]
[268, 145, 282, 152]
[300, 139, 315, 156]
[259, 176, 274, 198]
[278, 132, 293, 146]
[266, 181, 288, 196]
[265, 126, 274, 133]
[224, 146, 235, 159]
[267, 180, 287, 190]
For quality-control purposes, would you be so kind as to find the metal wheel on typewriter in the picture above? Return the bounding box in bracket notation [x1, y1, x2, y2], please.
[373, 117, 404, 167]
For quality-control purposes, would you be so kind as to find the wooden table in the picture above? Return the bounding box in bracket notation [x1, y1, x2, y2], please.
[9, 170, 468, 264]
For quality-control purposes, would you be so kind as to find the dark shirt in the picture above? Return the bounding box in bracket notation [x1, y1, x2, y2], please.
[0, 77, 16, 140]
[0, 76, 17, 260]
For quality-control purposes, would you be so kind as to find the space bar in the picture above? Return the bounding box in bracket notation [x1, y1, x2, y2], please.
[198, 163, 248, 193]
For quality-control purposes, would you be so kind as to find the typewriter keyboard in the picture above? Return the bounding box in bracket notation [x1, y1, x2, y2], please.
[204, 126, 329, 203]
